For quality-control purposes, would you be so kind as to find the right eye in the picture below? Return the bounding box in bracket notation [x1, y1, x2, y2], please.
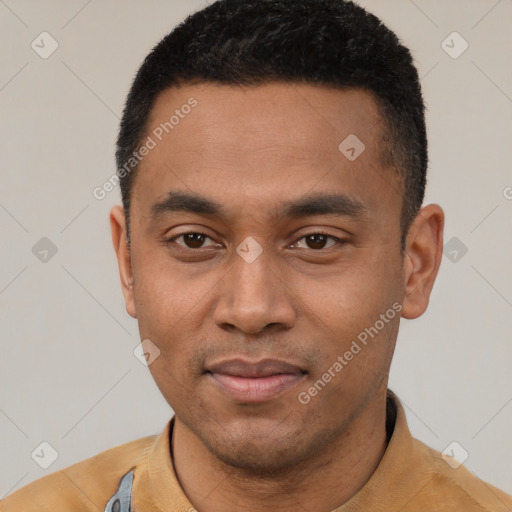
[163, 231, 219, 250]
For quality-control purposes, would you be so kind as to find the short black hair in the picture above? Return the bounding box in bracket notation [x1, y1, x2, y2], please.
[116, 0, 427, 250]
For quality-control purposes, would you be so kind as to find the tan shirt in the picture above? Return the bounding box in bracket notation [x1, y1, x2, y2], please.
[1, 391, 511, 511]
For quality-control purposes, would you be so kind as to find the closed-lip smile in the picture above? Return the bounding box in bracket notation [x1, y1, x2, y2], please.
[205, 358, 307, 403]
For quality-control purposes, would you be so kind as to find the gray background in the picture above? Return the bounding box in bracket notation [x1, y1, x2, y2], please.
[1, 0, 511, 499]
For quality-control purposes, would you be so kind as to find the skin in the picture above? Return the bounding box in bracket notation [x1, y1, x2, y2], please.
[110, 82, 444, 512]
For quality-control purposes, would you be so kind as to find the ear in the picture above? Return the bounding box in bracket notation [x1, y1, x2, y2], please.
[402, 204, 444, 319]
[110, 205, 137, 318]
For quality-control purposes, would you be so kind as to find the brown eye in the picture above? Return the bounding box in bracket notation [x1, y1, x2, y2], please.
[182, 233, 207, 248]
[165, 232, 218, 250]
[306, 234, 328, 249]
[295, 233, 341, 250]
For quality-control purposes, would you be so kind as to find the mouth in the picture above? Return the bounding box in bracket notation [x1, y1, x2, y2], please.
[205, 358, 307, 403]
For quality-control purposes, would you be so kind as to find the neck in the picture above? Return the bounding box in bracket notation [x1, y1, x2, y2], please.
[171, 391, 390, 512]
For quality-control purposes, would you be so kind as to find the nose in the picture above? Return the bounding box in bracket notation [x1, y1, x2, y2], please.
[213, 244, 296, 335]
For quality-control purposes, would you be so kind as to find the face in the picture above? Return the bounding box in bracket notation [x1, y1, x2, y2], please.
[111, 82, 429, 473]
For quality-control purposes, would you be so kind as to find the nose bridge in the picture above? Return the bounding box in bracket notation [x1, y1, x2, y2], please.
[214, 242, 295, 333]
[233, 247, 274, 301]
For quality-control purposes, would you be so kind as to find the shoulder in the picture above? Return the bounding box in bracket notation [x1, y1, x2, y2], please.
[411, 437, 512, 511]
[0, 434, 157, 512]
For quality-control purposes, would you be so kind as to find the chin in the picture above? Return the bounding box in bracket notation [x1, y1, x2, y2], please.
[211, 442, 308, 476]
[200, 422, 329, 477]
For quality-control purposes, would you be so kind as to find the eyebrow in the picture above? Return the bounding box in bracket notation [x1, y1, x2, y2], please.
[150, 190, 366, 222]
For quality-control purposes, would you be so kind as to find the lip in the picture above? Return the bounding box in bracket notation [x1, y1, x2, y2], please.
[206, 358, 306, 403]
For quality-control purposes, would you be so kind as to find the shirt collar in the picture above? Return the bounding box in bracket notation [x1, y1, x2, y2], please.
[132, 390, 430, 511]
[333, 389, 432, 511]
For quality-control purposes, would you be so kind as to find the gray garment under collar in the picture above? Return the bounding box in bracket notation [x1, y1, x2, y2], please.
[104, 469, 135, 512]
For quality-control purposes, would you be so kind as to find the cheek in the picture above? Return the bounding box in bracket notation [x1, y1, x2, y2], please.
[299, 254, 399, 327]
[130, 276, 189, 382]
[300, 313, 399, 419]
[132, 252, 208, 332]
[130, 255, 221, 379]
[146, 359, 201, 419]
[295, 252, 401, 382]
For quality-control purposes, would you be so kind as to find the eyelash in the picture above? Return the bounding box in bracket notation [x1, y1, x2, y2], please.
[162, 230, 347, 251]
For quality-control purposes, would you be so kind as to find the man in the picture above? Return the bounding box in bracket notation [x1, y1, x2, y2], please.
[1, 0, 510, 510]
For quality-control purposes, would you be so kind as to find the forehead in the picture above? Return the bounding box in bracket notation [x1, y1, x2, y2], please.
[130, 82, 401, 227]
[146, 82, 384, 157]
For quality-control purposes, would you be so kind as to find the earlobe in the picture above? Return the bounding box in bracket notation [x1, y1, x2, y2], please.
[402, 204, 444, 319]
[110, 205, 137, 319]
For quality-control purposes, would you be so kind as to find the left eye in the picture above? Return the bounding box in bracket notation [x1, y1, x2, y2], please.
[170, 232, 217, 249]
[293, 233, 343, 250]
